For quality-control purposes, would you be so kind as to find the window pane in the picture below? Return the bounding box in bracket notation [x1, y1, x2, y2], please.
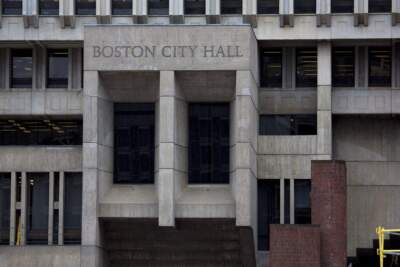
[221, 0, 242, 14]
[294, 180, 311, 224]
[369, 0, 391, 13]
[27, 173, 49, 245]
[148, 0, 169, 15]
[258, 0, 279, 14]
[2, 0, 22, 15]
[332, 47, 355, 87]
[369, 47, 392, 87]
[11, 49, 32, 88]
[296, 48, 317, 88]
[189, 103, 229, 184]
[258, 180, 280, 251]
[331, 0, 353, 13]
[64, 172, 82, 244]
[75, 0, 96, 15]
[47, 49, 69, 88]
[259, 115, 317, 135]
[114, 104, 155, 184]
[39, 0, 59, 15]
[185, 0, 205, 14]
[260, 48, 282, 88]
[0, 173, 11, 245]
[294, 0, 316, 13]
[112, 0, 132, 15]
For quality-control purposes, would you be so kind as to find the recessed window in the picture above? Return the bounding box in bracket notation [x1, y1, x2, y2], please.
[331, 0, 353, 13]
[221, 0, 242, 14]
[2, 0, 22, 15]
[114, 103, 155, 184]
[260, 48, 282, 88]
[259, 115, 317, 135]
[0, 119, 82, 146]
[369, 0, 391, 13]
[64, 172, 82, 244]
[148, 0, 169, 15]
[11, 49, 33, 89]
[112, 0, 132, 15]
[294, 180, 311, 224]
[368, 47, 392, 87]
[294, 0, 316, 14]
[257, 0, 279, 14]
[47, 49, 69, 88]
[0, 173, 11, 245]
[184, 0, 205, 14]
[75, 0, 96, 15]
[39, 0, 59, 15]
[189, 103, 230, 184]
[332, 47, 355, 87]
[296, 48, 317, 88]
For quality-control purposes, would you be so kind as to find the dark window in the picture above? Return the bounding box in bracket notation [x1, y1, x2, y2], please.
[148, 0, 169, 15]
[64, 172, 82, 244]
[11, 49, 32, 88]
[75, 0, 96, 15]
[47, 49, 68, 88]
[189, 103, 230, 184]
[369, 47, 392, 87]
[185, 0, 205, 14]
[294, 180, 311, 224]
[369, 0, 391, 13]
[112, 0, 132, 15]
[2, 0, 22, 14]
[332, 47, 355, 87]
[221, 0, 242, 14]
[284, 179, 290, 224]
[114, 104, 155, 184]
[258, 179, 280, 251]
[0, 173, 11, 245]
[39, 0, 59, 15]
[259, 115, 317, 135]
[294, 0, 316, 13]
[27, 173, 49, 245]
[331, 0, 353, 13]
[257, 0, 278, 14]
[0, 119, 82, 146]
[260, 48, 282, 88]
[296, 48, 317, 87]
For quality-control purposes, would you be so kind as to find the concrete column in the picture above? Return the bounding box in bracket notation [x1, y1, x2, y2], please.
[279, 0, 294, 26]
[48, 172, 54, 245]
[316, 0, 331, 26]
[20, 172, 27, 246]
[393, 0, 400, 25]
[58, 172, 64, 245]
[317, 42, 332, 159]
[96, 0, 111, 23]
[9, 172, 16, 246]
[354, 0, 368, 26]
[59, 0, 75, 28]
[169, 0, 184, 23]
[206, 0, 220, 23]
[233, 70, 258, 228]
[133, 0, 147, 15]
[22, 0, 38, 28]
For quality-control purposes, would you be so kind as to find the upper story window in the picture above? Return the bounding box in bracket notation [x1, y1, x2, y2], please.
[260, 48, 282, 88]
[296, 48, 317, 88]
[331, 0, 353, 13]
[332, 47, 355, 87]
[221, 0, 242, 14]
[369, 0, 391, 13]
[257, 0, 279, 14]
[39, 0, 59, 15]
[369, 47, 392, 87]
[148, 0, 169, 15]
[112, 0, 132, 15]
[259, 114, 317, 135]
[294, 0, 316, 14]
[64, 172, 82, 244]
[47, 49, 69, 88]
[2, 0, 22, 14]
[75, 0, 96, 15]
[184, 0, 205, 14]
[11, 49, 32, 89]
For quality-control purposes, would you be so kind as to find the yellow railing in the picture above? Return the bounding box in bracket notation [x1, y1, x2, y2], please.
[376, 226, 400, 267]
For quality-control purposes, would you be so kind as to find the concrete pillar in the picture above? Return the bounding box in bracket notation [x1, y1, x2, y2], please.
[354, 0, 368, 26]
[133, 0, 147, 15]
[48, 172, 54, 245]
[206, 0, 220, 23]
[169, 0, 184, 23]
[22, 0, 38, 28]
[9, 172, 16, 246]
[58, 172, 64, 245]
[316, 0, 331, 26]
[317, 42, 332, 159]
[393, 0, 400, 25]
[279, 0, 294, 26]
[59, 0, 75, 28]
[311, 160, 347, 267]
[96, 0, 111, 23]
[233, 70, 258, 228]
[20, 172, 27, 245]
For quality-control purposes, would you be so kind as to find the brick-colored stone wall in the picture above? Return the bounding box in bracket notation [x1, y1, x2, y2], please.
[269, 224, 321, 267]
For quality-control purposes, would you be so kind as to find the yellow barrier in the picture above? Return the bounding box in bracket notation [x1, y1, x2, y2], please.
[376, 226, 400, 267]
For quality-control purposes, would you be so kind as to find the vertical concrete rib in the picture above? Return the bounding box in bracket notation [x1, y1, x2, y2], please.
[48, 172, 54, 245]
[9, 172, 16, 246]
[20, 172, 27, 245]
[58, 171, 64, 245]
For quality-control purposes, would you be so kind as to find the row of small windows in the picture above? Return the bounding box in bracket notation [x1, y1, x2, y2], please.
[1, 0, 392, 15]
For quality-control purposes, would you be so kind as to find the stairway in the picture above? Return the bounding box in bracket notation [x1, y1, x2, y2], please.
[102, 219, 256, 267]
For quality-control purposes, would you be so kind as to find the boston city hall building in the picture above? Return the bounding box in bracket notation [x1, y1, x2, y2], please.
[0, 0, 399, 266]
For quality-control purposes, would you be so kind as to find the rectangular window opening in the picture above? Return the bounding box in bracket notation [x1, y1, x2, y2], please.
[257, 0, 279, 14]
[11, 49, 33, 89]
[369, 0, 391, 13]
[148, 0, 169, 15]
[294, 0, 316, 14]
[2, 0, 22, 15]
[220, 0, 242, 14]
[184, 0, 205, 14]
[260, 48, 282, 88]
[294, 180, 311, 224]
[112, 0, 132, 15]
[75, 0, 96, 15]
[64, 172, 82, 245]
[331, 0, 353, 13]
[368, 47, 392, 87]
[332, 47, 355, 87]
[47, 49, 69, 88]
[39, 0, 59, 15]
[296, 48, 317, 88]
[0, 173, 11, 245]
[259, 114, 317, 135]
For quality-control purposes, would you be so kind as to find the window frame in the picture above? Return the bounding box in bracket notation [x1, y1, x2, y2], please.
[368, 0, 391, 13]
[148, 0, 169, 15]
[10, 49, 33, 89]
[368, 46, 392, 87]
[257, 0, 279, 14]
[259, 114, 317, 136]
[220, 0, 242, 15]
[39, 0, 59, 15]
[2, 0, 23, 15]
[332, 47, 355, 88]
[331, 0, 354, 13]
[295, 47, 318, 88]
[184, 0, 206, 15]
[294, 0, 316, 14]
[112, 0, 133, 15]
[47, 49, 69, 89]
[260, 47, 283, 88]
[75, 0, 96, 15]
